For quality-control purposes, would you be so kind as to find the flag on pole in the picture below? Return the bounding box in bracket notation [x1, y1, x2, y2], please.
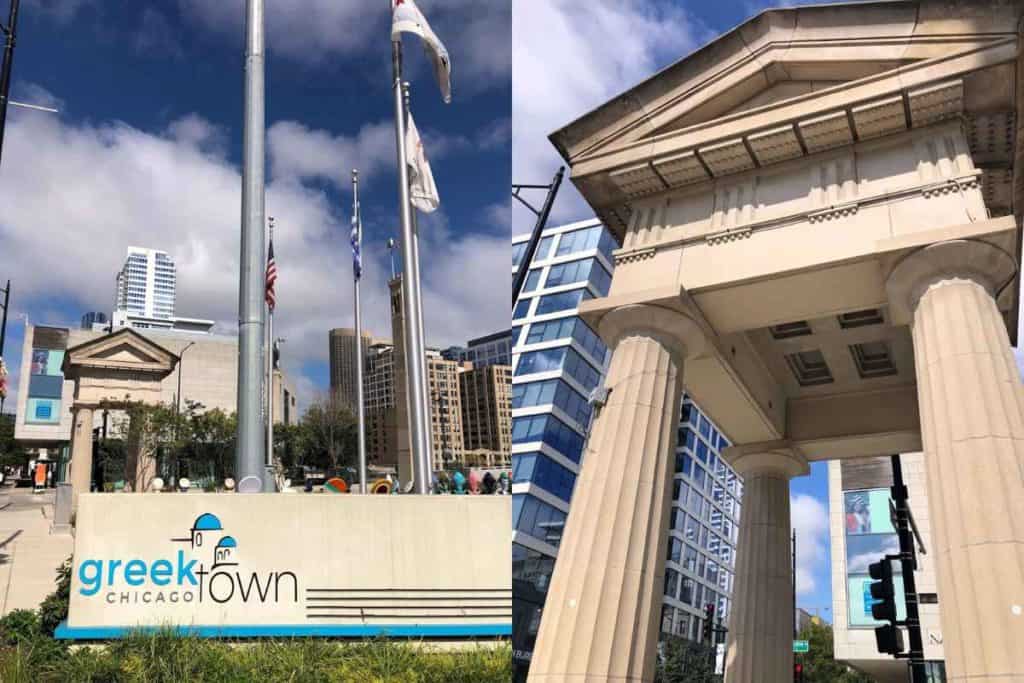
[391, 0, 452, 104]
[265, 240, 277, 310]
[350, 214, 362, 279]
[406, 113, 440, 213]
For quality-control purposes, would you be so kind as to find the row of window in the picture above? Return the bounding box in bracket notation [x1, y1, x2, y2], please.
[514, 287, 593, 320]
[512, 378, 591, 430]
[515, 346, 602, 394]
[513, 494, 567, 548]
[514, 317, 607, 367]
[665, 567, 732, 618]
[512, 452, 576, 503]
[522, 257, 612, 299]
[513, 224, 616, 270]
[511, 413, 585, 463]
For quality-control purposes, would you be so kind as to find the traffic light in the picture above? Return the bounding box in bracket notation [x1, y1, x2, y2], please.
[701, 603, 715, 643]
[868, 558, 904, 654]
[793, 662, 804, 683]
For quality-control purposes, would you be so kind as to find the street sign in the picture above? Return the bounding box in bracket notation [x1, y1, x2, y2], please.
[793, 640, 810, 653]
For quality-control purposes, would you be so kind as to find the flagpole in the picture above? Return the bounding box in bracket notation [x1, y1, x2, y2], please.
[264, 217, 276, 492]
[403, 80, 435, 489]
[352, 169, 368, 494]
[391, 31, 432, 495]
[236, 0, 267, 492]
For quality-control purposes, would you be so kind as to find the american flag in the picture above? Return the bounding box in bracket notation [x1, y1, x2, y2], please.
[265, 239, 277, 310]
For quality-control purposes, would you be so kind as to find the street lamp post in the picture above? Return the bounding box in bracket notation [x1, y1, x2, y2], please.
[0, 279, 9, 415]
[0, 0, 20, 169]
[173, 341, 195, 490]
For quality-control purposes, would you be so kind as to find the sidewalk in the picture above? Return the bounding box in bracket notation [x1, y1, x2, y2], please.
[0, 487, 74, 615]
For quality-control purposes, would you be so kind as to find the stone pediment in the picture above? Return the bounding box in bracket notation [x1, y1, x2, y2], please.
[61, 328, 179, 378]
[548, 0, 1021, 237]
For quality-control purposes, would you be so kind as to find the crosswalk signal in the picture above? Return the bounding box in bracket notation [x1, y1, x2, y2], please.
[793, 662, 804, 683]
[868, 558, 905, 654]
[701, 603, 715, 643]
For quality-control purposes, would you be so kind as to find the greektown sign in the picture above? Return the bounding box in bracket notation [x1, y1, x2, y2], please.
[57, 494, 511, 639]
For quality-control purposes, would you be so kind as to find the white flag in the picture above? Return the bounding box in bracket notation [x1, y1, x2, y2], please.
[391, 0, 452, 104]
[406, 114, 440, 213]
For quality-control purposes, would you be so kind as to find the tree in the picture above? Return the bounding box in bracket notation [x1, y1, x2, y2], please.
[295, 393, 357, 472]
[796, 620, 873, 683]
[656, 635, 717, 683]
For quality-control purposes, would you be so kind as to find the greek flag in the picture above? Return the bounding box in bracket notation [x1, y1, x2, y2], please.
[350, 214, 361, 280]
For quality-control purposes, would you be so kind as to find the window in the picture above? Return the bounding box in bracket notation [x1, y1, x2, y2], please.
[664, 568, 680, 600]
[511, 414, 585, 462]
[513, 299, 532, 320]
[675, 452, 693, 476]
[668, 537, 682, 563]
[536, 235, 555, 261]
[516, 347, 565, 376]
[680, 577, 695, 606]
[523, 269, 542, 293]
[512, 242, 527, 268]
[512, 452, 576, 502]
[512, 379, 591, 428]
[525, 317, 574, 345]
[683, 545, 698, 573]
[513, 494, 567, 548]
[536, 288, 589, 315]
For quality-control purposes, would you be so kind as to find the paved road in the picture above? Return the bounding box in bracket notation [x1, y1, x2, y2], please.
[0, 486, 74, 615]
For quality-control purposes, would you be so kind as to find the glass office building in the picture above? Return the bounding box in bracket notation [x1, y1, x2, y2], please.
[511, 219, 742, 679]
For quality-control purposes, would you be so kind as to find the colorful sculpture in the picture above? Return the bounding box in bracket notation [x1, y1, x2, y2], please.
[452, 471, 466, 494]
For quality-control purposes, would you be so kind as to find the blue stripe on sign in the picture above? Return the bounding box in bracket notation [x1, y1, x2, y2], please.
[54, 621, 512, 640]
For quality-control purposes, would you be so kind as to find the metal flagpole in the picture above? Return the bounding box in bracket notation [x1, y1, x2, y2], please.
[391, 29, 431, 495]
[403, 81, 434, 493]
[0, 0, 21, 170]
[264, 218, 276, 492]
[236, 0, 267, 492]
[352, 169, 368, 493]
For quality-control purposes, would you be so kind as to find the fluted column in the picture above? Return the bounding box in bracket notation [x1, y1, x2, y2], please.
[887, 239, 1024, 681]
[722, 443, 808, 683]
[528, 304, 705, 683]
[69, 403, 95, 511]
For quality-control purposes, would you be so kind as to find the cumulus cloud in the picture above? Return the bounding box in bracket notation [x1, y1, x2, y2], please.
[791, 493, 830, 596]
[512, 0, 708, 226]
[0, 104, 506, 409]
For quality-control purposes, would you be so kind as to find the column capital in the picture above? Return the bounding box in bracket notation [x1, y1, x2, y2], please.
[72, 401, 100, 412]
[885, 239, 1017, 325]
[722, 440, 809, 479]
[595, 303, 706, 363]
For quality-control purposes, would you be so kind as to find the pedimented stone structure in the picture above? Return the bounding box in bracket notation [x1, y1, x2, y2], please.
[62, 329, 179, 508]
[527, 2, 1024, 682]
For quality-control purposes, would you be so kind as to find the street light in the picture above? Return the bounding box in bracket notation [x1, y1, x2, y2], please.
[175, 341, 196, 418]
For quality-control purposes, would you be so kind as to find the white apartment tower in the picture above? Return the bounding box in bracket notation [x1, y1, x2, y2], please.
[115, 247, 176, 321]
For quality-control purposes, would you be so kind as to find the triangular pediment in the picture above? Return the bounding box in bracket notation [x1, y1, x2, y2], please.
[62, 328, 178, 377]
[548, 1, 1020, 241]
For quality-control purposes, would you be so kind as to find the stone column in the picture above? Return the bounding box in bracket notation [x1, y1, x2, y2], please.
[722, 443, 808, 683]
[528, 304, 705, 683]
[68, 403, 95, 511]
[887, 239, 1024, 681]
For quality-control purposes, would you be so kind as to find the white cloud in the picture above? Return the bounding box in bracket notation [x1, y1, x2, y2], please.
[0, 104, 506, 413]
[791, 493, 830, 596]
[267, 120, 395, 188]
[512, 0, 706, 227]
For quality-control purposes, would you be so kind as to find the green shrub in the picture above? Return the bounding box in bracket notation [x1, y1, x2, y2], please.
[0, 610, 40, 647]
[37, 557, 71, 637]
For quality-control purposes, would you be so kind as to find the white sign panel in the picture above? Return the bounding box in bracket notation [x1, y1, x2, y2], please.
[59, 493, 511, 639]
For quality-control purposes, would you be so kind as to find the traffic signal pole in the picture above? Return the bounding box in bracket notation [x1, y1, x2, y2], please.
[890, 454, 927, 683]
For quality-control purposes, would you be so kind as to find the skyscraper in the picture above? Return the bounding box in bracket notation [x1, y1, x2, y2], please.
[328, 328, 375, 413]
[115, 247, 176, 320]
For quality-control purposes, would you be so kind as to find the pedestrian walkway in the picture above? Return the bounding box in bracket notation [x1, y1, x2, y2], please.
[0, 487, 74, 615]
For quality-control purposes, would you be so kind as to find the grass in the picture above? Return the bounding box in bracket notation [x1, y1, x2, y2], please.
[0, 629, 512, 682]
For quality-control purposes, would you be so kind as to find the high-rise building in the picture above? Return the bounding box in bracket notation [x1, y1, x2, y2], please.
[828, 454, 946, 682]
[459, 364, 512, 464]
[443, 331, 512, 367]
[115, 247, 176, 320]
[328, 328, 376, 413]
[510, 219, 742, 680]
[112, 247, 214, 333]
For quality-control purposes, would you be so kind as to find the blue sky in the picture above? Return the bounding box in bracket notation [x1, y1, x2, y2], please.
[0, 0, 510, 409]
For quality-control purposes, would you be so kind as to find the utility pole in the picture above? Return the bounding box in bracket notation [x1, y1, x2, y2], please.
[512, 168, 564, 304]
[891, 454, 927, 683]
[235, 0, 267, 492]
[0, 0, 20, 169]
